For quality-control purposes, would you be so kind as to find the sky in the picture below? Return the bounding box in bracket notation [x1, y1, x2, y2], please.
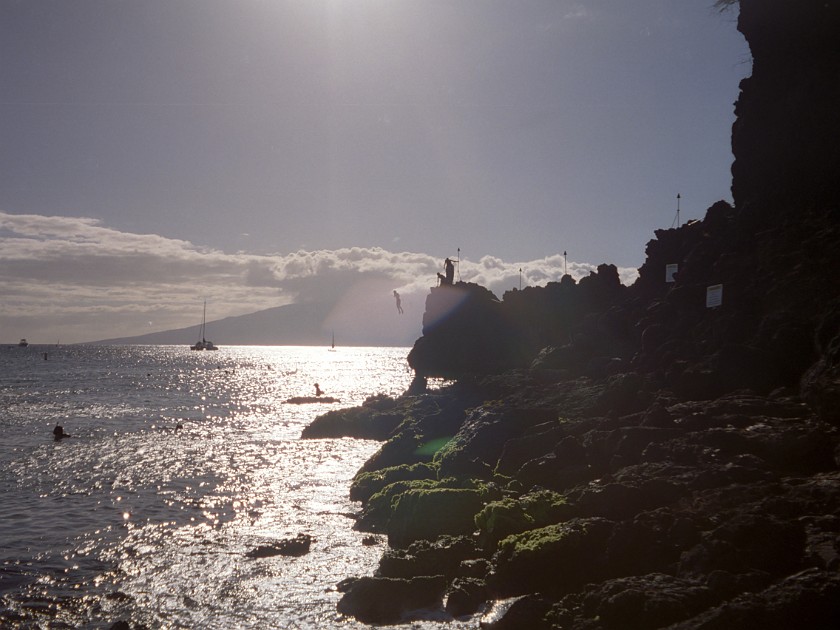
[0, 0, 749, 345]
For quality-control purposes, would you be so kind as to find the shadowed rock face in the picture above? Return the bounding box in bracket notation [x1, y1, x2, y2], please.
[336, 575, 447, 624]
[731, 0, 840, 211]
[407, 282, 523, 378]
[409, 194, 837, 404]
[408, 267, 627, 379]
[322, 2, 840, 627]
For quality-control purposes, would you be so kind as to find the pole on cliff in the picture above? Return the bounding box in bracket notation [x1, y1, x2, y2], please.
[519, 268, 522, 291]
[563, 251, 567, 276]
[671, 193, 681, 228]
[457, 248, 460, 282]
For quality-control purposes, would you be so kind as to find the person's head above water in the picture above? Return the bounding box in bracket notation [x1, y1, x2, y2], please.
[53, 425, 70, 439]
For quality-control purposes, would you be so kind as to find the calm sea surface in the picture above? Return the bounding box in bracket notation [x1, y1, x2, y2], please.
[0, 344, 466, 629]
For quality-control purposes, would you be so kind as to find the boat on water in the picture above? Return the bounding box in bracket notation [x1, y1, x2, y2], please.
[328, 331, 336, 352]
[191, 339, 218, 351]
[190, 301, 219, 351]
[18, 339, 28, 347]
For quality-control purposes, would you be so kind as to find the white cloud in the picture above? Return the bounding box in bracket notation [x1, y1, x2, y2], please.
[0, 212, 638, 343]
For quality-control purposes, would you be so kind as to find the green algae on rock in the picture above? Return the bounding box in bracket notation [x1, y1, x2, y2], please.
[492, 517, 616, 596]
[388, 487, 489, 548]
[349, 461, 439, 503]
[475, 489, 568, 546]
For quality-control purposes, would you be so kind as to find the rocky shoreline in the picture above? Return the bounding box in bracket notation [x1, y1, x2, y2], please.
[303, 1, 840, 627]
[305, 371, 839, 627]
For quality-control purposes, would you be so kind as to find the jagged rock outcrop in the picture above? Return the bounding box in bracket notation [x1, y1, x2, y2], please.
[407, 282, 523, 377]
[408, 266, 628, 379]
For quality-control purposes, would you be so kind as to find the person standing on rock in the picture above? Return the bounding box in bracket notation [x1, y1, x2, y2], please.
[436, 257, 456, 286]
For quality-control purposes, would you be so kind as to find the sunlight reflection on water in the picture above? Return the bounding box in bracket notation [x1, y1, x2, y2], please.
[1, 345, 473, 628]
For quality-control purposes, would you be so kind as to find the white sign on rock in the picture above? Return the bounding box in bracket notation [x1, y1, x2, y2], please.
[706, 284, 723, 308]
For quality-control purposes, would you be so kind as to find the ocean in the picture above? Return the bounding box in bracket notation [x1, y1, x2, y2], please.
[0, 344, 462, 629]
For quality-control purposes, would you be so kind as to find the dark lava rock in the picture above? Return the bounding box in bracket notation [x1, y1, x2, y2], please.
[668, 569, 840, 630]
[445, 577, 490, 617]
[377, 535, 483, 581]
[490, 517, 615, 596]
[336, 575, 447, 624]
[479, 595, 555, 630]
[435, 405, 557, 479]
[387, 487, 488, 548]
[246, 534, 311, 558]
[301, 401, 402, 440]
[576, 573, 712, 629]
[408, 282, 525, 378]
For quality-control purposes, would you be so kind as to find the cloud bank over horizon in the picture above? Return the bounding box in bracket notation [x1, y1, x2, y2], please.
[0, 211, 639, 344]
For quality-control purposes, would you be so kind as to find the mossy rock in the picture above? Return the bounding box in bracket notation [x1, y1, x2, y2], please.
[491, 517, 615, 595]
[475, 489, 569, 546]
[388, 487, 488, 548]
[357, 478, 445, 533]
[356, 477, 487, 533]
[520, 489, 569, 524]
[350, 462, 439, 503]
[475, 497, 530, 546]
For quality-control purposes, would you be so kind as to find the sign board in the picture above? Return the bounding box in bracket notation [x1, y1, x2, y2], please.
[665, 264, 678, 283]
[706, 284, 723, 308]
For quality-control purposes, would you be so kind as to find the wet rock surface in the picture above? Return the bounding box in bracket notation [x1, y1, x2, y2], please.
[245, 533, 312, 558]
[336, 575, 447, 624]
[322, 369, 840, 627]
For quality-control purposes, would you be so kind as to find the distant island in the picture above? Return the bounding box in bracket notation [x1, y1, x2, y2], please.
[90, 301, 420, 347]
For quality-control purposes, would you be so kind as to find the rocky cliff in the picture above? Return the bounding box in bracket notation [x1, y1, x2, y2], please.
[409, 0, 840, 421]
[306, 1, 840, 627]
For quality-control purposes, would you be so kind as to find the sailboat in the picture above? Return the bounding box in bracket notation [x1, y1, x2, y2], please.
[328, 331, 336, 352]
[190, 301, 219, 351]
